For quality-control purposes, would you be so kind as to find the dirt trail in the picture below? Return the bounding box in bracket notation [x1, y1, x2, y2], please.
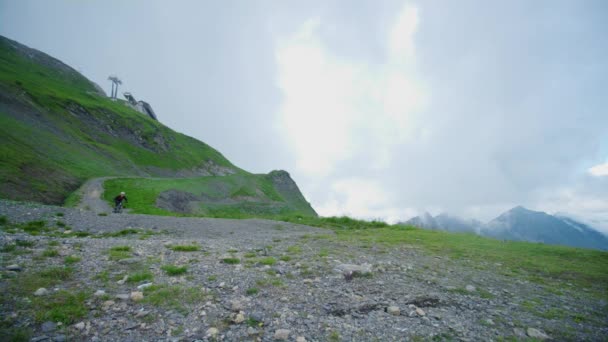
[75, 177, 113, 213]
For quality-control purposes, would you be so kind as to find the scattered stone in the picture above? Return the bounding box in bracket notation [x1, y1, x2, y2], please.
[41, 321, 56, 333]
[31, 336, 49, 342]
[335, 263, 373, 275]
[303, 279, 314, 284]
[387, 306, 400, 316]
[527, 328, 549, 340]
[218, 282, 226, 288]
[117, 276, 128, 285]
[53, 334, 67, 342]
[274, 329, 291, 341]
[206, 327, 219, 337]
[63, 230, 72, 234]
[513, 328, 526, 337]
[485, 319, 495, 326]
[130, 291, 144, 301]
[233, 312, 245, 324]
[118, 258, 139, 265]
[137, 282, 153, 290]
[115, 294, 129, 301]
[6, 264, 22, 272]
[230, 299, 245, 312]
[94, 290, 106, 297]
[102, 300, 115, 308]
[135, 310, 150, 318]
[465, 285, 476, 292]
[34, 288, 49, 296]
[416, 308, 426, 316]
[296, 337, 307, 342]
[247, 327, 258, 335]
[74, 322, 85, 330]
[125, 323, 139, 330]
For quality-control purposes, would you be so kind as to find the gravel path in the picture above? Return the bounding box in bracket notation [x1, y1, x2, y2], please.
[1, 200, 606, 342]
[75, 177, 113, 213]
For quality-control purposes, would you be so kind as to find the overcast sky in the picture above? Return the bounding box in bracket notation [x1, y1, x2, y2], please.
[2, 0, 607, 231]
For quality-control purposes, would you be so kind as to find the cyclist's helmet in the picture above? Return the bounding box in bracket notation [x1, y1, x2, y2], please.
[120, 192, 125, 195]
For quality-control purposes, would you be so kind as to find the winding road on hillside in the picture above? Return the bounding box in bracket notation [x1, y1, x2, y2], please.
[75, 177, 113, 213]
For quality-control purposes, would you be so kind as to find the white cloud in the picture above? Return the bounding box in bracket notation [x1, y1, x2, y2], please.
[275, 4, 426, 177]
[316, 178, 411, 223]
[589, 162, 608, 177]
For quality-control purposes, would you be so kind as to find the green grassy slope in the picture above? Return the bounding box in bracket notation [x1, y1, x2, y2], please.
[0, 35, 316, 217]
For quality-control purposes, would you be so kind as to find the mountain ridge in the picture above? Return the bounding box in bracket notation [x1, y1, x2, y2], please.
[405, 206, 608, 250]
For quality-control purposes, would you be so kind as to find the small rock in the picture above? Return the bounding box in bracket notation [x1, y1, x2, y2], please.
[218, 282, 226, 288]
[485, 319, 495, 325]
[233, 312, 245, 324]
[94, 290, 106, 297]
[296, 337, 307, 342]
[513, 328, 526, 337]
[230, 299, 245, 312]
[135, 310, 150, 318]
[102, 300, 115, 308]
[6, 264, 22, 272]
[303, 279, 313, 284]
[416, 308, 426, 316]
[30, 336, 49, 342]
[115, 294, 129, 301]
[130, 291, 144, 301]
[527, 327, 549, 340]
[465, 285, 476, 292]
[53, 334, 67, 342]
[117, 276, 128, 285]
[206, 327, 219, 337]
[41, 321, 56, 332]
[247, 327, 258, 335]
[274, 329, 291, 341]
[74, 322, 85, 330]
[34, 288, 49, 296]
[137, 282, 153, 290]
[387, 306, 400, 316]
[63, 230, 72, 234]
[280, 296, 288, 302]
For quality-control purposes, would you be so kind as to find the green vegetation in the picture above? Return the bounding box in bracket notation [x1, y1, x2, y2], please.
[246, 287, 259, 296]
[222, 257, 240, 265]
[142, 284, 208, 314]
[107, 246, 132, 260]
[0, 35, 238, 204]
[42, 249, 59, 258]
[258, 257, 277, 266]
[169, 244, 200, 252]
[161, 265, 188, 276]
[34, 291, 88, 324]
[64, 255, 81, 265]
[127, 271, 154, 283]
[102, 173, 316, 218]
[0, 215, 7, 225]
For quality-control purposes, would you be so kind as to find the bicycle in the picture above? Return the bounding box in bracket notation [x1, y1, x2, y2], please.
[113, 201, 124, 214]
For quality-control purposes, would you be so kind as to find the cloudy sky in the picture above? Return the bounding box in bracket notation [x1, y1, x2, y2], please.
[2, 0, 607, 230]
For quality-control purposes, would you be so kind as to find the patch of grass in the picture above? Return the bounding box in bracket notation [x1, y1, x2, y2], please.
[107, 246, 132, 260]
[318, 249, 329, 257]
[0, 322, 31, 342]
[64, 255, 81, 264]
[102, 229, 139, 237]
[110, 246, 131, 252]
[55, 212, 64, 217]
[169, 244, 200, 252]
[245, 317, 262, 327]
[93, 270, 110, 283]
[127, 270, 154, 283]
[42, 249, 60, 257]
[161, 265, 188, 276]
[0, 215, 8, 225]
[21, 220, 50, 235]
[15, 240, 35, 247]
[98, 212, 108, 216]
[258, 257, 277, 266]
[222, 257, 240, 264]
[207, 275, 217, 281]
[33, 290, 88, 324]
[56, 221, 66, 227]
[328, 331, 341, 342]
[352, 271, 373, 279]
[142, 284, 208, 314]
[1, 244, 16, 252]
[48, 240, 60, 247]
[246, 287, 259, 296]
[286, 245, 302, 254]
[244, 251, 257, 258]
[279, 255, 291, 262]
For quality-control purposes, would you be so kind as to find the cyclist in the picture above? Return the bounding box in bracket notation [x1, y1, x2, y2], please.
[114, 192, 128, 212]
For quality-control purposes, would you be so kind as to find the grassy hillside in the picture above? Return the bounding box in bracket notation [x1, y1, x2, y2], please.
[0, 35, 316, 217]
[0, 36, 238, 204]
[103, 172, 317, 218]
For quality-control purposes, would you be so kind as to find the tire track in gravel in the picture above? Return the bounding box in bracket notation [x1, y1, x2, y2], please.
[75, 177, 114, 213]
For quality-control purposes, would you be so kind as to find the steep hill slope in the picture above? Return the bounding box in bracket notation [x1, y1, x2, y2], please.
[0, 35, 316, 217]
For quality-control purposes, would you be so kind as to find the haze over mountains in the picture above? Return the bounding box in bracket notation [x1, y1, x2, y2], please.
[405, 206, 608, 250]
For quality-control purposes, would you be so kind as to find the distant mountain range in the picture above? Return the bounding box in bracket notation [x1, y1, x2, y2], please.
[404, 206, 608, 250]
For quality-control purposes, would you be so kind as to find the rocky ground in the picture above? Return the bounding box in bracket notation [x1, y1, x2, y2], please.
[1, 200, 606, 341]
